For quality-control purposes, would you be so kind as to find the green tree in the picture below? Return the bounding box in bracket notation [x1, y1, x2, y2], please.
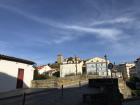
[33, 67, 39, 80]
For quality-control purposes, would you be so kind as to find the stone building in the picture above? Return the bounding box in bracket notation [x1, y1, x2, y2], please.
[57, 54, 64, 64]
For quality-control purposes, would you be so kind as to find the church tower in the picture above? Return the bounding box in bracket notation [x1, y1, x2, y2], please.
[57, 54, 63, 64]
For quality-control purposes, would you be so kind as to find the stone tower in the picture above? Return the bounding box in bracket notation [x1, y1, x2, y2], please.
[57, 54, 63, 64]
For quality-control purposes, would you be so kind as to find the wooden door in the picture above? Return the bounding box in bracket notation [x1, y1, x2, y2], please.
[16, 68, 24, 88]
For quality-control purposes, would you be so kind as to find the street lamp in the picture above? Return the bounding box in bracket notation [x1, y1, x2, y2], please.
[75, 56, 78, 75]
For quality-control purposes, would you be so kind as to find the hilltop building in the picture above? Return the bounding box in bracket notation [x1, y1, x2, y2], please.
[57, 54, 81, 64]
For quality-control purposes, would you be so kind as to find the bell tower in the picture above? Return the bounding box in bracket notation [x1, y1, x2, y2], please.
[57, 54, 63, 64]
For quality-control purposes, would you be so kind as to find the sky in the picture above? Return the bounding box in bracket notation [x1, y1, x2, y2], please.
[0, 0, 140, 65]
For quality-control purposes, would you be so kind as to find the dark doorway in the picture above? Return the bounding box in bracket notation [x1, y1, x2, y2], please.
[16, 68, 24, 88]
[82, 67, 87, 74]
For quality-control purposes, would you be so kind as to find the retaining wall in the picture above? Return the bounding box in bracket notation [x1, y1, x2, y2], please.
[31, 75, 89, 88]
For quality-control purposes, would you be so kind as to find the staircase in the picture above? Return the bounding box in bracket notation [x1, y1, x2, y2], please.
[118, 78, 132, 99]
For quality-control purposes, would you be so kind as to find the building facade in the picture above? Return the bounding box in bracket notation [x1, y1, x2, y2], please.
[129, 66, 136, 77]
[85, 57, 111, 76]
[117, 63, 135, 80]
[135, 58, 140, 78]
[60, 61, 83, 77]
[0, 54, 35, 92]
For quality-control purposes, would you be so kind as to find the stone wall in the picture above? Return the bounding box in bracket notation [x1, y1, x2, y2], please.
[31, 75, 88, 88]
[32, 76, 131, 99]
[32, 79, 57, 88]
[118, 78, 132, 99]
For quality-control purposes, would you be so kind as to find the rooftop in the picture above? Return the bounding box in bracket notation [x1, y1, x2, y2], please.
[0, 54, 35, 65]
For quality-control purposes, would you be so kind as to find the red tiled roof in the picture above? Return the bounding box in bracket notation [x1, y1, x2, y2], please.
[37, 65, 47, 70]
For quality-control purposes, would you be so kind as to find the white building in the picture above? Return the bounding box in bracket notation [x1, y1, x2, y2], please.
[117, 63, 135, 79]
[60, 61, 83, 77]
[86, 57, 111, 77]
[126, 63, 135, 78]
[37, 65, 56, 76]
[0, 54, 35, 93]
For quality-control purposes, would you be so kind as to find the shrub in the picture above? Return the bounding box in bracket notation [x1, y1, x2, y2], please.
[65, 73, 75, 77]
[132, 90, 140, 96]
[33, 69, 39, 80]
[129, 77, 140, 82]
[126, 81, 136, 90]
[37, 74, 46, 80]
[53, 71, 60, 77]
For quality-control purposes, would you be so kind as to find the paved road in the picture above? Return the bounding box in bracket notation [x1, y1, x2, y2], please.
[0, 83, 140, 105]
[123, 100, 140, 105]
[0, 82, 99, 105]
[0, 88, 47, 99]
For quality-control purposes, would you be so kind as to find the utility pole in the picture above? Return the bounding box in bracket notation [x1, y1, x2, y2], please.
[95, 61, 99, 75]
[104, 54, 108, 77]
[96, 62, 97, 75]
[75, 56, 78, 75]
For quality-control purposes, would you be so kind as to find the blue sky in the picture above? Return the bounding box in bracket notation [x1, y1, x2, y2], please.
[0, 0, 140, 65]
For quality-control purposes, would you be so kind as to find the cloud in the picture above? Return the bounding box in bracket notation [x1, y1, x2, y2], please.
[0, 4, 126, 43]
[89, 17, 135, 26]
[64, 25, 122, 40]
[52, 35, 74, 44]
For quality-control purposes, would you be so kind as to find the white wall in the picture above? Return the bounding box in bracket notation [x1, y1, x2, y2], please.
[60, 62, 83, 77]
[86, 63, 111, 76]
[126, 63, 135, 78]
[0, 59, 34, 92]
